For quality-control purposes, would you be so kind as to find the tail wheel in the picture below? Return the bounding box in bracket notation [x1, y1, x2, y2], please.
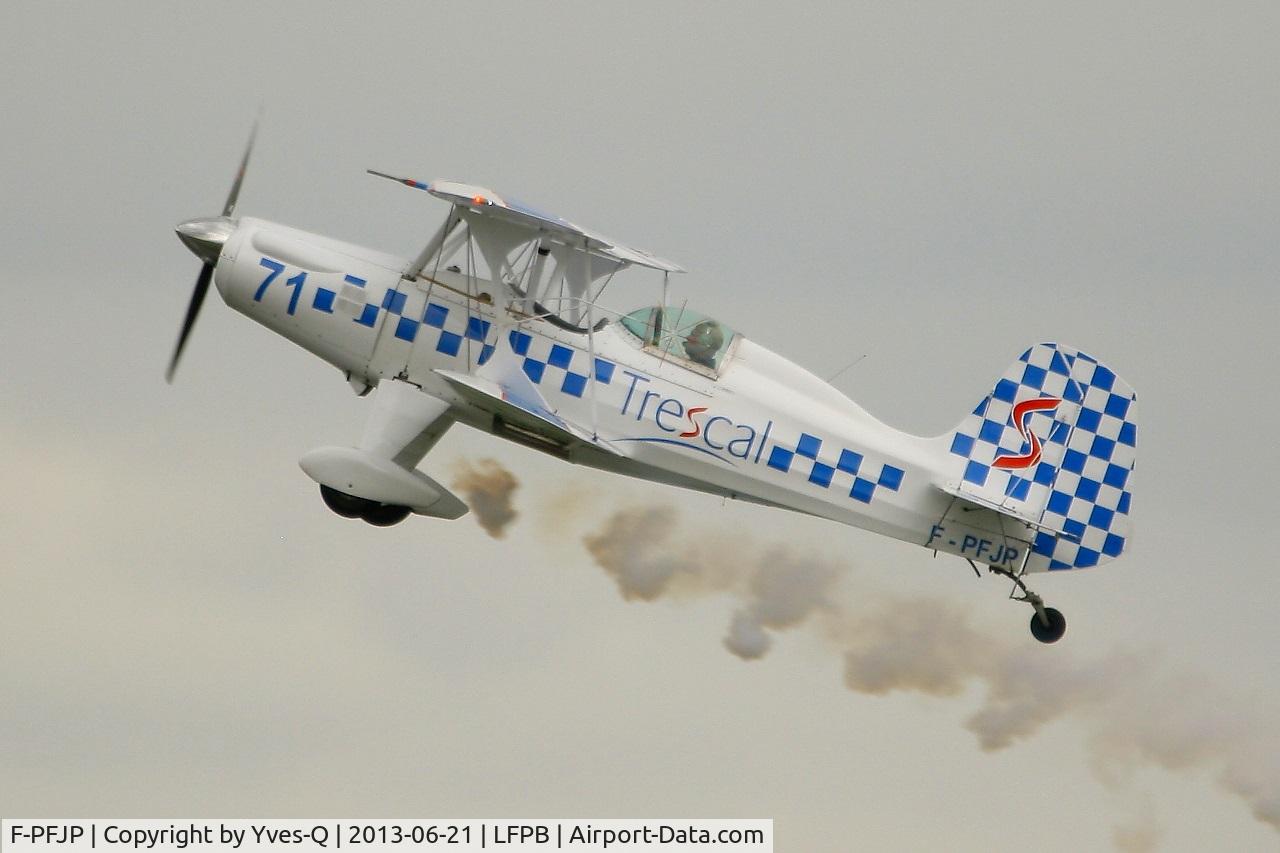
[1030, 607, 1067, 643]
[361, 503, 412, 527]
[982, 563, 1068, 644]
[320, 484, 370, 518]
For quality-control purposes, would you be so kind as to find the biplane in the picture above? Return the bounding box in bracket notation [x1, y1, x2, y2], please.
[169, 131, 1137, 642]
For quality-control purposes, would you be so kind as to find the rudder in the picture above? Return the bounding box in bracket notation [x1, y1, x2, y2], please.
[944, 343, 1137, 572]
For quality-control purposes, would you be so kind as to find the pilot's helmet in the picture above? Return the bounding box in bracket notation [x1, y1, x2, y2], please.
[684, 321, 725, 365]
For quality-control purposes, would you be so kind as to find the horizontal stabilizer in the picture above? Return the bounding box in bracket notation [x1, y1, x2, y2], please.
[933, 481, 1072, 538]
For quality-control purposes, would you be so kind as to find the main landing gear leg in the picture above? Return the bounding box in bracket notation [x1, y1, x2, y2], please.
[971, 561, 1068, 644]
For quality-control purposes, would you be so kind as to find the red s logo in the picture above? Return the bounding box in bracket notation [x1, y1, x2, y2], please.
[992, 397, 1061, 470]
[680, 407, 708, 438]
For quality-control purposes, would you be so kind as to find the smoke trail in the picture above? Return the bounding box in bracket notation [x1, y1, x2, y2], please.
[582, 507, 838, 656]
[1112, 805, 1163, 853]
[583, 506, 689, 599]
[451, 458, 520, 538]
[724, 550, 840, 660]
[724, 610, 772, 660]
[580, 504, 1280, 835]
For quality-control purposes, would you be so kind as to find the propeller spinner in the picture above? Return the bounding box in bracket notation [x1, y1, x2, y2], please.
[166, 124, 257, 382]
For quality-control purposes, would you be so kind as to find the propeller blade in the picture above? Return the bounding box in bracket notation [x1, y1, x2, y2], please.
[165, 261, 215, 383]
[220, 121, 258, 218]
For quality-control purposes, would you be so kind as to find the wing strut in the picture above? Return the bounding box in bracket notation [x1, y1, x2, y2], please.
[583, 235, 601, 440]
[406, 207, 461, 281]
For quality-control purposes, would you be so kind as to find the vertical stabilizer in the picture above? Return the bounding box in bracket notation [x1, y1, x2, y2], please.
[944, 343, 1137, 571]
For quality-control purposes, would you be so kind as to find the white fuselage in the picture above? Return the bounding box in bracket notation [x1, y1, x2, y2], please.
[213, 218, 1017, 567]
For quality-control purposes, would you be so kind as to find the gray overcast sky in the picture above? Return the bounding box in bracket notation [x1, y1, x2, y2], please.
[3, 2, 1279, 850]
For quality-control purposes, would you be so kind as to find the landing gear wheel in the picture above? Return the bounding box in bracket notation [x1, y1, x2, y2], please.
[1029, 607, 1067, 644]
[361, 503, 412, 527]
[320, 484, 370, 518]
[980, 562, 1068, 644]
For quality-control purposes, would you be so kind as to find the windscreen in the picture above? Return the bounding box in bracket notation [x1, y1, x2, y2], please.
[620, 305, 736, 372]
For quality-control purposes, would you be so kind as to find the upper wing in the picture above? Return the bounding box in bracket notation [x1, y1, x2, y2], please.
[367, 171, 685, 273]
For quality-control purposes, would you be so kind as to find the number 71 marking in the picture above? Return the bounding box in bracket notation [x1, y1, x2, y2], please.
[255, 257, 307, 316]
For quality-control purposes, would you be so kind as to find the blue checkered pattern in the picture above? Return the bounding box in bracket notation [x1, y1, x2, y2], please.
[506, 330, 616, 397]
[310, 274, 379, 324]
[391, 300, 615, 398]
[267, 265, 613, 397]
[948, 344, 1137, 571]
[767, 432, 904, 504]
[391, 299, 494, 361]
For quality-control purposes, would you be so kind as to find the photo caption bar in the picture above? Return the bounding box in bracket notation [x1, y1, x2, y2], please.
[1, 820, 771, 853]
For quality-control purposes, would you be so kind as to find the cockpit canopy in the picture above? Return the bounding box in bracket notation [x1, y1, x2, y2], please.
[620, 306, 738, 372]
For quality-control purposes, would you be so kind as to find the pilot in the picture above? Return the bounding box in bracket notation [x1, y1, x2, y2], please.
[683, 320, 724, 368]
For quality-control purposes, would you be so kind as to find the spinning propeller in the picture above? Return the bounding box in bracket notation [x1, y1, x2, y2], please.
[166, 125, 257, 382]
